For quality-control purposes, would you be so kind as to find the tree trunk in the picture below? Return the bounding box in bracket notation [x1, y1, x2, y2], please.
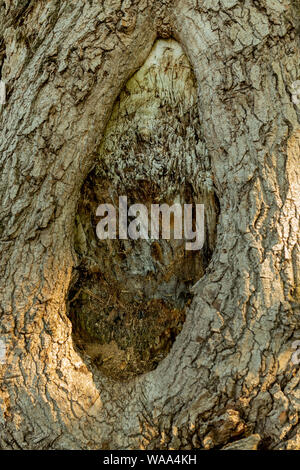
[0, 0, 299, 450]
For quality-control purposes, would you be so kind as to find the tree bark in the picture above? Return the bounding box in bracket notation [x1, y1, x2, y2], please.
[0, 0, 299, 450]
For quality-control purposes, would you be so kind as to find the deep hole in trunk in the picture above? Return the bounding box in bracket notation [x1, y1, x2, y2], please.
[67, 39, 220, 381]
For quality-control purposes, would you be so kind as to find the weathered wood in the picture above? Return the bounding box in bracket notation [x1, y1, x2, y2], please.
[0, 0, 299, 450]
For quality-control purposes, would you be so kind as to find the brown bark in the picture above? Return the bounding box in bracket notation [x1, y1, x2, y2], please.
[0, 0, 299, 450]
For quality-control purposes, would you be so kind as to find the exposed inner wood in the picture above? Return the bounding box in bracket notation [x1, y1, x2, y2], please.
[68, 40, 219, 380]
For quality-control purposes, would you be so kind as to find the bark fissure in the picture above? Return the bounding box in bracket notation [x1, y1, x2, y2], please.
[0, 0, 299, 450]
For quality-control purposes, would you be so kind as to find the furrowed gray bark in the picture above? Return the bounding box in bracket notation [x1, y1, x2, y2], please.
[0, 0, 299, 450]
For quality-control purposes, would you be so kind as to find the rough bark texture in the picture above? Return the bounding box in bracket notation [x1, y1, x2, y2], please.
[69, 39, 219, 381]
[0, 0, 299, 450]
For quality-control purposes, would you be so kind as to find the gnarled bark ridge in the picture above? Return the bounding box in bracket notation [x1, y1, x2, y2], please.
[0, 0, 299, 450]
